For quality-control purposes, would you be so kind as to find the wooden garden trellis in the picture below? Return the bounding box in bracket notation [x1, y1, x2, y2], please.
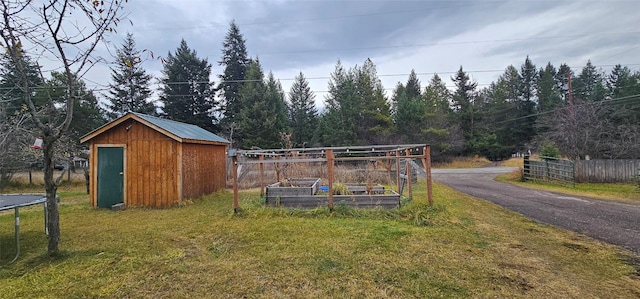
[229, 144, 432, 213]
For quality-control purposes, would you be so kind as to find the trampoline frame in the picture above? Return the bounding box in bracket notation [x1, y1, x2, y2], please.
[0, 194, 49, 265]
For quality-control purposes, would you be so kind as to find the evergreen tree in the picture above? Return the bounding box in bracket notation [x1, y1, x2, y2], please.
[607, 64, 640, 125]
[316, 59, 393, 146]
[287, 72, 318, 147]
[159, 39, 216, 132]
[236, 60, 288, 149]
[40, 72, 107, 151]
[451, 66, 478, 148]
[520, 56, 537, 102]
[607, 64, 636, 98]
[555, 63, 572, 105]
[218, 20, 249, 128]
[423, 74, 451, 114]
[423, 74, 464, 159]
[0, 52, 43, 117]
[265, 72, 289, 137]
[316, 60, 358, 146]
[106, 33, 155, 118]
[475, 68, 519, 159]
[537, 62, 562, 113]
[515, 57, 538, 147]
[404, 69, 422, 99]
[355, 59, 393, 144]
[573, 60, 606, 102]
[392, 69, 424, 143]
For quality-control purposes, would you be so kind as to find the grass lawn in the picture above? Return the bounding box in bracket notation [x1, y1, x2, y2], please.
[432, 156, 492, 169]
[495, 167, 640, 204]
[1, 181, 639, 298]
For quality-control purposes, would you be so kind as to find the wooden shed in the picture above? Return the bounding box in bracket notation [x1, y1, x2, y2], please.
[80, 112, 229, 208]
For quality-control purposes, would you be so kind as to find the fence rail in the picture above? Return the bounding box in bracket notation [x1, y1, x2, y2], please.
[523, 156, 575, 186]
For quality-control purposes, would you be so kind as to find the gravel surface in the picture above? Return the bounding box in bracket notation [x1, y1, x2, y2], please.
[432, 167, 640, 255]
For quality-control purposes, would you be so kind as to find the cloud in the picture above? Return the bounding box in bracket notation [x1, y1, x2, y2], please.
[61, 0, 638, 109]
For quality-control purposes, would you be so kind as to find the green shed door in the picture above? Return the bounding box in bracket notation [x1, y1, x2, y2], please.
[97, 147, 124, 208]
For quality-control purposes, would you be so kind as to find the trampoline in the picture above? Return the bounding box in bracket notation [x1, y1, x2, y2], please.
[0, 194, 49, 265]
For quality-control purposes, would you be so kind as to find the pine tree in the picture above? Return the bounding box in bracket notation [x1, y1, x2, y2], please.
[159, 39, 216, 132]
[537, 62, 562, 113]
[607, 64, 640, 125]
[423, 74, 464, 159]
[555, 63, 572, 105]
[404, 69, 422, 99]
[265, 72, 289, 137]
[451, 66, 478, 146]
[106, 33, 155, 118]
[393, 69, 424, 143]
[0, 52, 43, 117]
[317, 60, 358, 146]
[218, 20, 249, 128]
[515, 57, 537, 147]
[478, 67, 520, 157]
[317, 59, 392, 146]
[573, 60, 606, 102]
[287, 72, 318, 147]
[520, 56, 537, 102]
[236, 60, 288, 149]
[355, 59, 392, 144]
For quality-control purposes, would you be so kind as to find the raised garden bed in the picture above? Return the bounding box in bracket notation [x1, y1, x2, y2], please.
[266, 178, 321, 198]
[266, 179, 400, 209]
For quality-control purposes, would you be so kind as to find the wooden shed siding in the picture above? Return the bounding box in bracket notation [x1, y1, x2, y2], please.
[125, 122, 178, 207]
[86, 117, 228, 208]
[181, 143, 227, 199]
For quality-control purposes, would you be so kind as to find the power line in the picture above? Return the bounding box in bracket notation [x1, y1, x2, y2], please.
[3, 63, 638, 94]
[492, 93, 640, 125]
[256, 31, 640, 55]
[113, 62, 640, 87]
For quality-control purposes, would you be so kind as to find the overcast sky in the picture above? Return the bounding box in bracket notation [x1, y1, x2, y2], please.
[82, 0, 639, 108]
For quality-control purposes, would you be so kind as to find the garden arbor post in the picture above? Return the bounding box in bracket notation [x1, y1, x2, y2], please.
[421, 146, 433, 206]
[233, 154, 239, 213]
[406, 148, 412, 199]
[259, 154, 265, 197]
[395, 149, 401, 192]
[326, 149, 334, 211]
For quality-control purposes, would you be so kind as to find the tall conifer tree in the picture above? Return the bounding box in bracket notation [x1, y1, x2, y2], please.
[106, 33, 155, 118]
[287, 72, 318, 147]
[219, 20, 249, 127]
[237, 60, 287, 149]
[159, 39, 216, 132]
[451, 66, 478, 145]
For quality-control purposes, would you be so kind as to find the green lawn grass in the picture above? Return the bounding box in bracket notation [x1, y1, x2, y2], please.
[496, 169, 640, 204]
[1, 182, 639, 298]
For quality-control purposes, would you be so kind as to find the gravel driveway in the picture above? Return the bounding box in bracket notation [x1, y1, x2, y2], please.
[432, 167, 640, 255]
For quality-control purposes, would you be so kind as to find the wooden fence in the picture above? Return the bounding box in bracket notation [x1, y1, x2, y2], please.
[523, 156, 575, 186]
[574, 159, 640, 183]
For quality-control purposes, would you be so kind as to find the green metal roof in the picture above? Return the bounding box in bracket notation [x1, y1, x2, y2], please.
[132, 113, 229, 144]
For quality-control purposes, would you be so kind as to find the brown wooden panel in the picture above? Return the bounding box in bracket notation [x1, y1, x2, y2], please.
[181, 143, 227, 200]
[266, 195, 399, 209]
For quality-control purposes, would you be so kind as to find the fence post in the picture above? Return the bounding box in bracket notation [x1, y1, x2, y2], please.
[326, 149, 334, 212]
[523, 155, 530, 181]
[545, 159, 550, 182]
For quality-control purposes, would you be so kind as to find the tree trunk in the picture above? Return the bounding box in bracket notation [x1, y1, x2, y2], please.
[42, 135, 60, 255]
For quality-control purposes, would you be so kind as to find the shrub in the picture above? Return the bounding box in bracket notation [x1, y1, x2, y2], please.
[539, 142, 560, 159]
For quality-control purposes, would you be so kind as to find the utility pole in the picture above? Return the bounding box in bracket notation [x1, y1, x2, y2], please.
[568, 72, 574, 119]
